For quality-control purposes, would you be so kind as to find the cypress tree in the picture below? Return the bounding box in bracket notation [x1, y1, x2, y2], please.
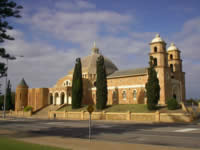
[145, 56, 160, 110]
[96, 55, 108, 110]
[72, 58, 83, 109]
[5, 80, 12, 110]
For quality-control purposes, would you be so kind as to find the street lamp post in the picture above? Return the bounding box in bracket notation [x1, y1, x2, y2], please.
[2, 55, 23, 119]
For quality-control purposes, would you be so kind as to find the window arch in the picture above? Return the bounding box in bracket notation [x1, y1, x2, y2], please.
[112, 91, 117, 101]
[64, 80, 71, 87]
[154, 47, 157, 52]
[133, 90, 137, 100]
[170, 64, 174, 72]
[170, 54, 173, 60]
[122, 91, 126, 100]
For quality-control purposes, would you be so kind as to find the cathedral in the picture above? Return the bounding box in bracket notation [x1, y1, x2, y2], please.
[15, 34, 186, 112]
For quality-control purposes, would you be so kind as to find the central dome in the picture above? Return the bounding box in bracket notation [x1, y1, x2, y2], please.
[81, 44, 118, 75]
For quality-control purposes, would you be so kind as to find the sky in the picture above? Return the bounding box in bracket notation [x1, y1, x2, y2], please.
[0, 0, 200, 99]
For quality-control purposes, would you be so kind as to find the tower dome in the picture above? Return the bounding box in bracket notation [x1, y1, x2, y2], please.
[81, 43, 118, 75]
[151, 34, 165, 43]
[167, 43, 179, 51]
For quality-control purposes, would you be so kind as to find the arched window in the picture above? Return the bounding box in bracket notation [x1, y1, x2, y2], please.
[154, 47, 157, 53]
[170, 54, 173, 60]
[153, 58, 157, 66]
[133, 90, 137, 100]
[122, 91, 126, 100]
[170, 64, 174, 72]
[112, 91, 117, 101]
[64, 80, 71, 86]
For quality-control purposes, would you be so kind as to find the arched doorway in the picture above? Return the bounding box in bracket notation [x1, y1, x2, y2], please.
[61, 92, 65, 104]
[172, 85, 180, 103]
[50, 93, 53, 104]
[55, 93, 59, 105]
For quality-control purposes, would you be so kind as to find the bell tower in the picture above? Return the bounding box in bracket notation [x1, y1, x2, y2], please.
[167, 43, 182, 73]
[149, 34, 171, 105]
[167, 43, 185, 102]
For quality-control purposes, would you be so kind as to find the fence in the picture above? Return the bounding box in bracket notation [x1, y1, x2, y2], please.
[8, 110, 32, 117]
[48, 110, 193, 123]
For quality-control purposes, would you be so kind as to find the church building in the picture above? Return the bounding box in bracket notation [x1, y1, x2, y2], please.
[15, 34, 186, 112]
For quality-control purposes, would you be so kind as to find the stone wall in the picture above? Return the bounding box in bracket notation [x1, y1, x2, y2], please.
[49, 111, 193, 123]
[28, 88, 49, 111]
[8, 110, 32, 117]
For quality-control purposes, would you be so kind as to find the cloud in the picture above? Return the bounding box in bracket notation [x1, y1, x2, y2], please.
[55, 0, 96, 10]
[1, 30, 82, 90]
[19, 3, 133, 50]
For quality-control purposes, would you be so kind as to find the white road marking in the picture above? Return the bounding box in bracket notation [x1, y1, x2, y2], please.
[174, 128, 199, 132]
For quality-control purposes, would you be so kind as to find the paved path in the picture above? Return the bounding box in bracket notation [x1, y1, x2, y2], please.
[0, 118, 200, 150]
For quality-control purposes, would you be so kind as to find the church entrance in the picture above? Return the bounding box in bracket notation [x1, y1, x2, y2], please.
[172, 85, 180, 103]
[50, 94, 53, 104]
[61, 92, 65, 104]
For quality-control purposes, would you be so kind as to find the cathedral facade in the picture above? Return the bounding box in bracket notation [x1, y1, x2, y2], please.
[15, 34, 186, 112]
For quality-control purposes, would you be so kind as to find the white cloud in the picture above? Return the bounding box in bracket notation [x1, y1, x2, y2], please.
[1, 30, 83, 91]
[19, 4, 133, 50]
[55, 0, 96, 10]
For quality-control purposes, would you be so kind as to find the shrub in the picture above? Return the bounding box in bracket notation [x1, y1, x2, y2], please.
[24, 106, 32, 112]
[167, 98, 179, 110]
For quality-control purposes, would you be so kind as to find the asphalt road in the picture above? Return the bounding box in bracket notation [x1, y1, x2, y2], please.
[0, 117, 200, 149]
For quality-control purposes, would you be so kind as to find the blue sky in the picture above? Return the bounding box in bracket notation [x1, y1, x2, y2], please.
[1, 0, 200, 99]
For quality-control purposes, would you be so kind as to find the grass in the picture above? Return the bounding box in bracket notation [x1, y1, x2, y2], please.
[58, 105, 88, 112]
[58, 104, 184, 113]
[58, 104, 154, 113]
[0, 137, 70, 150]
[105, 104, 151, 113]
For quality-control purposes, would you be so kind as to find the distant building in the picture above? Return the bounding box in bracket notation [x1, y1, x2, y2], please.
[15, 34, 185, 111]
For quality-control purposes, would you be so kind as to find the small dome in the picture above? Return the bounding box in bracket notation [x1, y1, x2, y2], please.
[151, 34, 165, 43]
[17, 78, 29, 88]
[167, 43, 179, 51]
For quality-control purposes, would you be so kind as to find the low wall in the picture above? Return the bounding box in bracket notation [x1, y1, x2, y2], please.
[49, 110, 194, 123]
[8, 110, 32, 117]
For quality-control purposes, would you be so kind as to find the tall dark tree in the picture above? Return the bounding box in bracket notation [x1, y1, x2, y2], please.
[145, 56, 160, 110]
[72, 58, 83, 109]
[0, 0, 23, 89]
[96, 55, 108, 110]
[5, 79, 12, 110]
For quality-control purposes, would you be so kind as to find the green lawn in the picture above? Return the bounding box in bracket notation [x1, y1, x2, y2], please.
[58, 104, 154, 113]
[105, 104, 152, 113]
[0, 137, 70, 150]
[58, 104, 184, 113]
